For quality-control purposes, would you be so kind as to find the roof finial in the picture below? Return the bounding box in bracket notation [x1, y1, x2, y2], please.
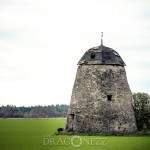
[101, 32, 103, 45]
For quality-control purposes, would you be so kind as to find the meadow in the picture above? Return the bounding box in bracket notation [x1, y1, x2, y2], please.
[0, 118, 150, 150]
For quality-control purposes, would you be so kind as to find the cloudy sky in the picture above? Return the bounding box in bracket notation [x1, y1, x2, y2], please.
[0, 0, 150, 106]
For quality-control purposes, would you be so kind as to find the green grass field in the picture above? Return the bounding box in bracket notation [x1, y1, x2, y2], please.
[0, 118, 150, 150]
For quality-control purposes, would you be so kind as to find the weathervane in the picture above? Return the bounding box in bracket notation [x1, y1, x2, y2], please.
[101, 32, 103, 45]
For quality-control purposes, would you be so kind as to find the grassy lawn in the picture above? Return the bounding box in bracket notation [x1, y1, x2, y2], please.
[0, 118, 150, 150]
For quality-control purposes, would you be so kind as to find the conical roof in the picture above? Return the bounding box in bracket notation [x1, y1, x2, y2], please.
[78, 44, 126, 66]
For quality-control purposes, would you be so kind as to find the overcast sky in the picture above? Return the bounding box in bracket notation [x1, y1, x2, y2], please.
[0, 0, 150, 106]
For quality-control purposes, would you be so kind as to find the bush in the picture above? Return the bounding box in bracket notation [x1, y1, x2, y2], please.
[133, 92, 150, 131]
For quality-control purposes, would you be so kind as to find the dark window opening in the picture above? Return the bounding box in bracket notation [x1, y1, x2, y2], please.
[107, 95, 112, 101]
[69, 114, 75, 120]
[90, 53, 95, 59]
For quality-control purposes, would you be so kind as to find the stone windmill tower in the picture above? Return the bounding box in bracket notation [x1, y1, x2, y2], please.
[66, 33, 137, 133]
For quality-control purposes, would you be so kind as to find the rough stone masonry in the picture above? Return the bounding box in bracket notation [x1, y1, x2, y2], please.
[65, 39, 137, 133]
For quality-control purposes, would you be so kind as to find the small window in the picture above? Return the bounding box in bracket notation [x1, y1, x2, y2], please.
[69, 114, 75, 120]
[107, 95, 112, 101]
[90, 53, 95, 59]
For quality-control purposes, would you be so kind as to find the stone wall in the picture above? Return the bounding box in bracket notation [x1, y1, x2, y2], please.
[66, 65, 137, 133]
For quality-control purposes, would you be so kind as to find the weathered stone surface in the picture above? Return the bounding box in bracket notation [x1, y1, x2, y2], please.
[66, 65, 137, 133]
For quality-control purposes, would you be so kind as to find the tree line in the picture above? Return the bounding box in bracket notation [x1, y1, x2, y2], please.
[0, 104, 69, 118]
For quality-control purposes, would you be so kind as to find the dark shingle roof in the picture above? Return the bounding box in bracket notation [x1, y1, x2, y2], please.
[78, 45, 126, 66]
